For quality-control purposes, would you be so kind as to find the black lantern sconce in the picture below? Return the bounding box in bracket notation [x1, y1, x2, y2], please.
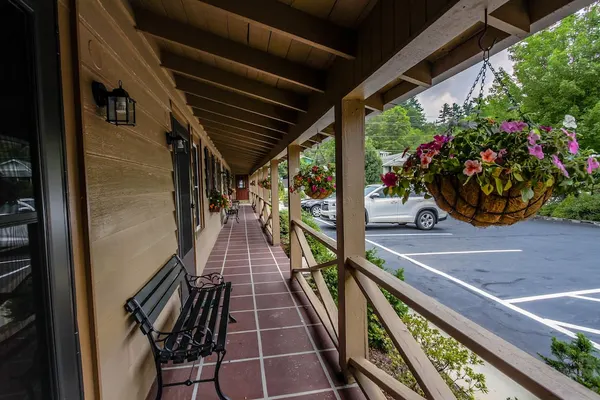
[166, 132, 188, 154]
[92, 80, 136, 126]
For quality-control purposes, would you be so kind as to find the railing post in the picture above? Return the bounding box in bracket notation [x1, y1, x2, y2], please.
[258, 167, 264, 215]
[335, 98, 368, 380]
[270, 159, 280, 245]
[288, 144, 302, 272]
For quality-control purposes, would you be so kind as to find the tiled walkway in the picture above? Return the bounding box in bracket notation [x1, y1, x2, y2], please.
[162, 205, 363, 400]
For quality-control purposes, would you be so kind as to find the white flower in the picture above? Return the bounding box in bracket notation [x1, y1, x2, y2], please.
[563, 114, 577, 129]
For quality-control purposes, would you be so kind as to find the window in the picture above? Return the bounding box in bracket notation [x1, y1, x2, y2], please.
[211, 154, 217, 191]
[192, 143, 203, 230]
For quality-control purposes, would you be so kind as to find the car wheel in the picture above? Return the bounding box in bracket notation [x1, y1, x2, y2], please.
[310, 204, 321, 218]
[416, 210, 436, 230]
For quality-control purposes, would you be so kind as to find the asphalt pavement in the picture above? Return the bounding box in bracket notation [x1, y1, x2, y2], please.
[314, 216, 600, 358]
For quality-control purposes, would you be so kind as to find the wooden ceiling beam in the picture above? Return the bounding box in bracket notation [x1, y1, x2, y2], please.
[163, 53, 307, 112]
[196, 0, 355, 60]
[211, 140, 267, 155]
[175, 75, 297, 125]
[187, 95, 289, 134]
[205, 129, 273, 150]
[400, 61, 432, 88]
[383, 81, 418, 105]
[201, 121, 279, 145]
[488, 0, 530, 37]
[194, 109, 284, 140]
[135, 8, 325, 92]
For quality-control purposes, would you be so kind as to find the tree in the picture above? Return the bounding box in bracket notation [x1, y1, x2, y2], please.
[481, 67, 523, 121]
[438, 103, 451, 125]
[365, 140, 383, 184]
[508, 3, 600, 151]
[540, 334, 600, 393]
[366, 105, 433, 153]
[401, 98, 427, 129]
[451, 102, 463, 120]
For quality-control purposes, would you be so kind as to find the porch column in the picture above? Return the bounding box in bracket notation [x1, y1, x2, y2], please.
[270, 159, 280, 245]
[258, 168, 264, 214]
[334, 98, 368, 379]
[287, 144, 302, 272]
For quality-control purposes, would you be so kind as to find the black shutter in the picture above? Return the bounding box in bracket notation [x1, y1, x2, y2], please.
[204, 146, 210, 196]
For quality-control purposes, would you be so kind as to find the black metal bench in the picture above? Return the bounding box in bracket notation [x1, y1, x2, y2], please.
[224, 200, 240, 223]
[125, 255, 234, 400]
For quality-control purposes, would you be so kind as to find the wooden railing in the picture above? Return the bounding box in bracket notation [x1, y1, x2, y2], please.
[290, 219, 600, 400]
[252, 192, 274, 243]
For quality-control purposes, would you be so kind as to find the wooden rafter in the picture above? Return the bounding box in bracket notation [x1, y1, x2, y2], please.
[194, 109, 284, 140]
[163, 53, 307, 112]
[187, 95, 290, 134]
[196, 0, 356, 59]
[205, 129, 273, 150]
[135, 8, 325, 92]
[400, 61, 432, 88]
[488, 0, 530, 37]
[175, 76, 297, 125]
[201, 121, 279, 144]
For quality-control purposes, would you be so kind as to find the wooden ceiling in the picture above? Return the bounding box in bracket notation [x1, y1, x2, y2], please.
[130, 0, 591, 173]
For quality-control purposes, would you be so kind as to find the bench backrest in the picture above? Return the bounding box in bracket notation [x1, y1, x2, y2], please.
[125, 255, 187, 335]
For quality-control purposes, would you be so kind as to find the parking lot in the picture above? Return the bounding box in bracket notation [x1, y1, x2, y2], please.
[315, 216, 600, 358]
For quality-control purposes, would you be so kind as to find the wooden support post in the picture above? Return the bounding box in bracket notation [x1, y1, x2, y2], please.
[288, 144, 302, 272]
[335, 98, 368, 380]
[270, 159, 280, 245]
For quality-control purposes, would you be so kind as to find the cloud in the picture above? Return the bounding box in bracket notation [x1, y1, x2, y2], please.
[416, 49, 515, 121]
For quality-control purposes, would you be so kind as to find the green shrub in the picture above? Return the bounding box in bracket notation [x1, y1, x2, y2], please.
[551, 194, 600, 221]
[538, 199, 560, 216]
[540, 334, 600, 393]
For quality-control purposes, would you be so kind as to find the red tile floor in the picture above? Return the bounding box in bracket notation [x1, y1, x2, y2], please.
[161, 205, 364, 400]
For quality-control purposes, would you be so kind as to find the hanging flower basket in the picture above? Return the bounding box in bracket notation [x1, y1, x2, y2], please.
[250, 180, 256, 186]
[258, 178, 271, 190]
[291, 165, 335, 200]
[382, 115, 597, 228]
[209, 189, 229, 213]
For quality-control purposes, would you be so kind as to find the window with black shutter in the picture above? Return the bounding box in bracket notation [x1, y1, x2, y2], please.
[192, 144, 202, 230]
[204, 146, 211, 197]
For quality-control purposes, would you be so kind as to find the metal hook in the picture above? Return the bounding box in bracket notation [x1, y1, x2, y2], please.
[478, 9, 497, 57]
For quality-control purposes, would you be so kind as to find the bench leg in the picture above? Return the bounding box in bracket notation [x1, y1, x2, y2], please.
[228, 313, 237, 323]
[214, 351, 230, 400]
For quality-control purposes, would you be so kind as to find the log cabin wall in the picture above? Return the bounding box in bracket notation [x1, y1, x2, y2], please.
[69, 0, 230, 398]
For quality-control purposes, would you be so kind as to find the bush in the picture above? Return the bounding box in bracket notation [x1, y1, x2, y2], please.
[550, 194, 600, 221]
[540, 334, 600, 393]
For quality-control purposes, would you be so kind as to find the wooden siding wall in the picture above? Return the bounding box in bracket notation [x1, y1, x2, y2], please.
[72, 0, 229, 398]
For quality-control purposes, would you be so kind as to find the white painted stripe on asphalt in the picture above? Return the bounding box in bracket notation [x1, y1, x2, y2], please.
[317, 218, 335, 226]
[365, 233, 453, 237]
[364, 238, 600, 350]
[505, 288, 600, 304]
[403, 249, 522, 256]
[0, 258, 30, 264]
[0, 265, 31, 280]
[546, 320, 600, 336]
[570, 294, 600, 303]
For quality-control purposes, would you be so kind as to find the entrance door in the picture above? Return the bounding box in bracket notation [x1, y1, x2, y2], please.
[0, 1, 82, 399]
[235, 174, 249, 201]
[171, 117, 195, 270]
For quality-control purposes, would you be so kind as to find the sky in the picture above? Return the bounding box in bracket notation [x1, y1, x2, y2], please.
[416, 49, 515, 122]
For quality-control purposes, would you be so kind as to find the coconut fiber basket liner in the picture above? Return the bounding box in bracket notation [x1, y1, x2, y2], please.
[426, 175, 553, 227]
[304, 188, 333, 200]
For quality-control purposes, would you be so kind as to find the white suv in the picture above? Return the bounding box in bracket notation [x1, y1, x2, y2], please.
[320, 185, 447, 230]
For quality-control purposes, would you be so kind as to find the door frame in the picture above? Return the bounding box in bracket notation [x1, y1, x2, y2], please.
[6, 0, 84, 398]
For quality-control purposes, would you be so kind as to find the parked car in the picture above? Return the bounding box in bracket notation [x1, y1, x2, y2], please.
[320, 184, 447, 230]
[301, 198, 324, 217]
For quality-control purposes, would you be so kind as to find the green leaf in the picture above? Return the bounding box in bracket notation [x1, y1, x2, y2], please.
[424, 193, 432, 199]
[513, 172, 524, 182]
[492, 168, 503, 178]
[482, 183, 494, 196]
[494, 177, 503, 195]
[383, 187, 390, 196]
[521, 187, 534, 202]
[504, 180, 513, 191]
[545, 177, 555, 187]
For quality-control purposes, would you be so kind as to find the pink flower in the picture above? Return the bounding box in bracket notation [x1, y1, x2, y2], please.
[568, 140, 579, 154]
[327, 176, 333, 182]
[587, 157, 600, 174]
[311, 185, 317, 192]
[463, 160, 482, 177]
[312, 166, 319, 172]
[497, 149, 508, 163]
[528, 144, 544, 160]
[528, 131, 540, 145]
[480, 149, 497, 163]
[539, 126, 552, 132]
[380, 172, 398, 187]
[320, 188, 326, 193]
[501, 121, 528, 133]
[420, 153, 434, 168]
[552, 154, 569, 178]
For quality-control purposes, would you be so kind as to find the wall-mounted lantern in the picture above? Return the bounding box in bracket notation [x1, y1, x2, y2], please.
[166, 132, 188, 154]
[92, 80, 136, 126]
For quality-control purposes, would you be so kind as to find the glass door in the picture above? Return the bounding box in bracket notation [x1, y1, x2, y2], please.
[0, 1, 82, 398]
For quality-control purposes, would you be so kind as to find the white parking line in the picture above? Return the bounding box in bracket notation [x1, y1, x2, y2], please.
[505, 288, 600, 304]
[403, 249, 522, 256]
[366, 233, 453, 237]
[0, 265, 31, 280]
[365, 238, 600, 350]
[546, 320, 600, 336]
[570, 294, 600, 303]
